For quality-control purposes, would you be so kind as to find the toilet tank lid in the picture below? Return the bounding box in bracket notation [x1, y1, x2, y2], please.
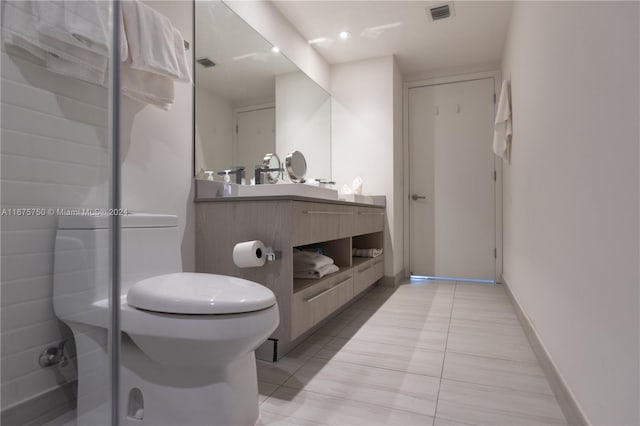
[58, 213, 178, 229]
[127, 272, 277, 314]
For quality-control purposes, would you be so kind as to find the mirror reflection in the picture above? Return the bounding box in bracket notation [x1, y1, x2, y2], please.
[194, 0, 331, 183]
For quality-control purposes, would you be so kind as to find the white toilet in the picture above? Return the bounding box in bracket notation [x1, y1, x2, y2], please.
[53, 213, 279, 426]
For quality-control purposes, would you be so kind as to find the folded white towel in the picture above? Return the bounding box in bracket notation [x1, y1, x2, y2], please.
[122, 0, 181, 79]
[121, 62, 175, 110]
[493, 80, 512, 161]
[2, 1, 46, 59]
[35, 1, 109, 74]
[352, 248, 383, 258]
[35, 1, 109, 56]
[293, 250, 335, 269]
[294, 264, 339, 280]
[119, 1, 177, 110]
[2, 1, 108, 86]
[47, 53, 107, 86]
[172, 27, 191, 83]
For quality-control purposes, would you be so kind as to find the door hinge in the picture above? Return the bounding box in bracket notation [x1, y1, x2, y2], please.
[235, 124, 239, 134]
[493, 93, 496, 104]
[493, 170, 497, 181]
[494, 248, 497, 258]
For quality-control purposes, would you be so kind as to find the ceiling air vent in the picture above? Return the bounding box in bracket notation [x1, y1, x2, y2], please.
[427, 3, 455, 21]
[196, 58, 216, 68]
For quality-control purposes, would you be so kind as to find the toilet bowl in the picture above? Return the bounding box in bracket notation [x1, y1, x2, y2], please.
[53, 213, 279, 426]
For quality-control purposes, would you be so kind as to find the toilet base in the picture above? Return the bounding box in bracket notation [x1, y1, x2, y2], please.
[120, 335, 260, 426]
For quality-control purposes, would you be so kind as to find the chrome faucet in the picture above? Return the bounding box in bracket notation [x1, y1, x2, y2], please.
[218, 167, 245, 184]
[254, 164, 284, 185]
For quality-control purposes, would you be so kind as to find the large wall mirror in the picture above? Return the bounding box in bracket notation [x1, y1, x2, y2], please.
[194, 0, 331, 182]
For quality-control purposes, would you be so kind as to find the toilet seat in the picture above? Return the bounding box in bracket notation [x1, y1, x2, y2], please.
[127, 272, 276, 315]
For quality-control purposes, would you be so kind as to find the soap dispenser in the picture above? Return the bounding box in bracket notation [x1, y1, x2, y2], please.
[204, 171, 215, 181]
[223, 171, 232, 196]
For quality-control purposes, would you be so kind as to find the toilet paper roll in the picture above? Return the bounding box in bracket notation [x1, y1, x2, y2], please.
[233, 240, 266, 268]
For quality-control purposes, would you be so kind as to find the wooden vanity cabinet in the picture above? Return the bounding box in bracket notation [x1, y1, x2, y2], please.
[195, 197, 385, 360]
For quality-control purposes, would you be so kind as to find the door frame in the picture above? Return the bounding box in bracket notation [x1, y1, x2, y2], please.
[232, 102, 275, 166]
[403, 70, 504, 283]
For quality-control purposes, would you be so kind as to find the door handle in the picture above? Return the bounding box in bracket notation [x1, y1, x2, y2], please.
[411, 194, 427, 201]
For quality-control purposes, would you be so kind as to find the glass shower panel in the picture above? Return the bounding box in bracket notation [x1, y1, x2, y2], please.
[1, 1, 119, 425]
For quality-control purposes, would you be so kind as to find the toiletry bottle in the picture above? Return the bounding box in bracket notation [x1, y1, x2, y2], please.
[223, 171, 231, 196]
[204, 171, 214, 181]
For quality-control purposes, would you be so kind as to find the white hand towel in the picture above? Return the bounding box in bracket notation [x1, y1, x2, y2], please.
[352, 248, 383, 258]
[121, 62, 175, 110]
[493, 80, 512, 161]
[35, 1, 109, 56]
[121, 0, 181, 79]
[294, 264, 339, 280]
[34, 1, 109, 74]
[2, 1, 46, 59]
[172, 27, 192, 83]
[46, 54, 107, 86]
[2, 1, 107, 86]
[293, 250, 335, 269]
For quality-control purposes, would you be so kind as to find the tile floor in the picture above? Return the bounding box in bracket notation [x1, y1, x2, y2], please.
[256, 279, 567, 426]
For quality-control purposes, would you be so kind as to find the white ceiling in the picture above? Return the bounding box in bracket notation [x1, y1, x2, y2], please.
[272, 1, 513, 76]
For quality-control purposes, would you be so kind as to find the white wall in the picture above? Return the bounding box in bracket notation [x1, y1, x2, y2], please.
[194, 87, 234, 174]
[275, 71, 331, 181]
[121, 1, 195, 272]
[501, 2, 639, 424]
[223, 0, 330, 93]
[331, 56, 403, 279]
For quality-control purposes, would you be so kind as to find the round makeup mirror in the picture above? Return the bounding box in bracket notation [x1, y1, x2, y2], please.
[262, 153, 281, 184]
[285, 151, 307, 183]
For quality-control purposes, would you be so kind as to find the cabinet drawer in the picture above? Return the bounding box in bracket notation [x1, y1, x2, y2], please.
[292, 202, 354, 246]
[354, 256, 385, 295]
[353, 206, 385, 235]
[291, 271, 354, 339]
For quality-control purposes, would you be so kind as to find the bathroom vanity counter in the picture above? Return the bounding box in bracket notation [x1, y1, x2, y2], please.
[194, 178, 386, 207]
[195, 195, 384, 208]
[195, 197, 385, 361]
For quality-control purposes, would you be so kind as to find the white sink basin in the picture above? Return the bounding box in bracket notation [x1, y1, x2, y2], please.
[238, 183, 339, 200]
[196, 179, 339, 201]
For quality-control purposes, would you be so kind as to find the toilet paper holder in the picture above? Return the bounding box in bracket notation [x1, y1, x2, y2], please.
[233, 240, 280, 267]
[265, 246, 280, 262]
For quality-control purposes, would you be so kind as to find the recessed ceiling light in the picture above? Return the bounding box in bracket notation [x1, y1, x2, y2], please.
[339, 31, 351, 40]
[271, 46, 280, 53]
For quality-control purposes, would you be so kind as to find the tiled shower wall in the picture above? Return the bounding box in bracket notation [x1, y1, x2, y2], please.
[1, 41, 110, 409]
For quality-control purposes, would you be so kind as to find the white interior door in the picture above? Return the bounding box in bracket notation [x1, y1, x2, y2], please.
[235, 107, 276, 170]
[409, 78, 496, 281]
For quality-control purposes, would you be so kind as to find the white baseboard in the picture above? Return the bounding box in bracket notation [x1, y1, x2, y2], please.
[502, 279, 590, 426]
